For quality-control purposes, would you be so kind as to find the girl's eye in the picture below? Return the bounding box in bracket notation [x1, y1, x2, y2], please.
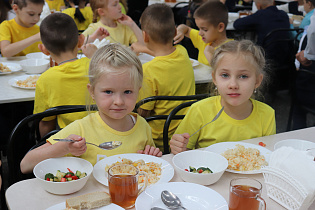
[220, 73, 229, 78]
[104, 90, 112, 94]
[124, 90, 132, 94]
[239, 75, 248, 79]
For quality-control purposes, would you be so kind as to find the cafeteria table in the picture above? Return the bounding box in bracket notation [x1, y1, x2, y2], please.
[6, 127, 315, 210]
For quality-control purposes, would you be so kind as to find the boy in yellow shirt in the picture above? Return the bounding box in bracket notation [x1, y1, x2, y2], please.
[0, 0, 44, 57]
[134, 4, 196, 150]
[174, 1, 232, 66]
[34, 13, 108, 138]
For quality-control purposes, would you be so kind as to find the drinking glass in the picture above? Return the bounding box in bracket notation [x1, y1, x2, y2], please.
[229, 178, 266, 210]
[108, 164, 148, 209]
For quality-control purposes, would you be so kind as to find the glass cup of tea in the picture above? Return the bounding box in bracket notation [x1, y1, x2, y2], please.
[229, 178, 266, 210]
[108, 164, 148, 209]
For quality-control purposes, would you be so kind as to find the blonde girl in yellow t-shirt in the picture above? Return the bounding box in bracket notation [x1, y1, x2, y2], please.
[20, 44, 162, 174]
[82, 0, 143, 46]
[169, 40, 276, 154]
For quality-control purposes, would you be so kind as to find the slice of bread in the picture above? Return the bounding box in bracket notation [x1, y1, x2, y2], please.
[66, 191, 111, 210]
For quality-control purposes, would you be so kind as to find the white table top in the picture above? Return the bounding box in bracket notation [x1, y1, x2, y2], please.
[6, 127, 315, 210]
[0, 56, 35, 104]
[149, 0, 189, 7]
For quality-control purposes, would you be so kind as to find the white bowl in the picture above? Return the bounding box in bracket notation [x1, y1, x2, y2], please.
[274, 139, 315, 151]
[20, 59, 50, 74]
[33, 157, 93, 195]
[172, 150, 228, 185]
[26, 52, 49, 60]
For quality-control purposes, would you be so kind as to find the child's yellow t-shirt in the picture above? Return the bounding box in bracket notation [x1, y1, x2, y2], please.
[0, 19, 41, 56]
[47, 112, 155, 165]
[189, 29, 233, 66]
[34, 57, 91, 128]
[45, 0, 65, 11]
[82, 21, 137, 46]
[175, 96, 276, 149]
[62, 7, 93, 31]
[138, 45, 196, 150]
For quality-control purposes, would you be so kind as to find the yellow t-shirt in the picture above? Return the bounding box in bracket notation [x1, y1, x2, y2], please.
[47, 112, 155, 165]
[138, 45, 196, 149]
[62, 7, 93, 31]
[83, 21, 137, 46]
[0, 19, 41, 56]
[34, 57, 91, 128]
[45, 0, 65, 11]
[175, 96, 276, 149]
[189, 29, 232, 66]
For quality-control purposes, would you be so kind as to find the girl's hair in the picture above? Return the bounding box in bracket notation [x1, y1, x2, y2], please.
[211, 40, 268, 97]
[90, 0, 108, 23]
[70, 0, 89, 23]
[87, 43, 143, 109]
[120, 0, 128, 13]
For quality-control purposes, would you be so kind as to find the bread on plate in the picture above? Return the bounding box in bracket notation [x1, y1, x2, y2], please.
[66, 191, 111, 210]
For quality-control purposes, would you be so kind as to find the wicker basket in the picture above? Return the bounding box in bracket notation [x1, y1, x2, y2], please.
[262, 166, 314, 210]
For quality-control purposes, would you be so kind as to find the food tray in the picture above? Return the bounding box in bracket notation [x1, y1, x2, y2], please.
[262, 166, 313, 210]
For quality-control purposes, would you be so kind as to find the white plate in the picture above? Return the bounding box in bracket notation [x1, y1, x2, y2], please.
[0, 62, 22, 75]
[93, 153, 174, 186]
[135, 182, 228, 210]
[8, 74, 40, 89]
[205, 142, 272, 174]
[46, 202, 124, 210]
[274, 139, 315, 151]
[190, 58, 199, 67]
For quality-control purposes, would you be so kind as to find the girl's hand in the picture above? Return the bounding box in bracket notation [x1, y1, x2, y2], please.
[90, 27, 110, 43]
[117, 14, 134, 27]
[137, 145, 163, 157]
[81, 43, 98, 58]
[66, 134, 87, 156]
[169, 133, 190, 155]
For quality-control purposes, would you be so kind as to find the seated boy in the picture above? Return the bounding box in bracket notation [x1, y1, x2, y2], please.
[134, 4, 196, 150]
[174, 1, 232, 66]
[34, 13, 108, 138]
[0, 0, 44, 57]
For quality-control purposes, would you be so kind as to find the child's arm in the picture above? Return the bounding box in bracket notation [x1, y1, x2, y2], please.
[130, 42, 155, 56]
[137, 145, 162, 157]
[84, 27, 110, 44]
[81, 43, 98, 58]
[20, 134, 87, 174]
[169, 133, 190, 155]
[173, 24, 192, 45]
[0, 33, 41, 57]
[117, 14, 145, 45]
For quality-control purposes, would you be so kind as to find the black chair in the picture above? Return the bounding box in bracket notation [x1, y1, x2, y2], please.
[7, 105, 96, 186]
[261, 28, 304, 93]
[287, 68, 315, 131]
[135, 94, 209, 153]
[127, 0, 148, 26]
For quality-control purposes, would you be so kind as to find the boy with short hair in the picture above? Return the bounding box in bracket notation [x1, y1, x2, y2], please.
[174, 1, 232, 66]
[0, 0, 44, 57]
[134, 4, 196, 150]
[34, 13, 107, 138]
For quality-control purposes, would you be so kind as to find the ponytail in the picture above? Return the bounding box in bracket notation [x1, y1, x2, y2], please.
[74, 7, 86, 23]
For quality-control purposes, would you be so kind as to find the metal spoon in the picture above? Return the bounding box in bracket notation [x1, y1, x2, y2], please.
[53, 139, 122, 150]
[161, 190, 187, 210]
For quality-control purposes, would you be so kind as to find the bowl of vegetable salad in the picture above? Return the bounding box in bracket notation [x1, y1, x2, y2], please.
[33, 157, 93, 195]
[172, 150, 228, 185]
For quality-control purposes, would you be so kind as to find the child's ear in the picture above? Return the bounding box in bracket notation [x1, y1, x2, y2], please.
[212, 71, 217, 85]
[77, 34, 85, 48]
[38, 44, 50, 56]
[97, 8, 105, 16]
[87, 83, 94, 99]
[217, 22, 225, 33]
[255, 73, 264, 89]
[12, 4, 18, 12]
[143, 31, 150, 43]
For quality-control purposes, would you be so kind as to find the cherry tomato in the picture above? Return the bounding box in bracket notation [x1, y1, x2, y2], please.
[185, 169, 188, 172]
[198, 169, 203, 173]
[259, 142, 266, 147]
[61, 178, 66, 182]
[72, 176, 78, 180]
[65, 174, 72, 178]
[46, 178, 50, 181]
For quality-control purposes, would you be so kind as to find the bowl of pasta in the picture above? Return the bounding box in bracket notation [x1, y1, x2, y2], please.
[20, 59, 49, 74]
[172, 150, 228, 185]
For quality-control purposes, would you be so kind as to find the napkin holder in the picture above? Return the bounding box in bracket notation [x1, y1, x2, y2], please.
[262, 166, 314, 210]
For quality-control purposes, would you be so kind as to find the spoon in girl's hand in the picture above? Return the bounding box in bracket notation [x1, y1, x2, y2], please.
[53, 139, 122, 150]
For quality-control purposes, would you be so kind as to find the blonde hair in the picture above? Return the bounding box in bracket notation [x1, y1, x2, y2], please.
[87, 43, 143, 110]
[89, 0, 108, 23]
[211, 40, 267, 97]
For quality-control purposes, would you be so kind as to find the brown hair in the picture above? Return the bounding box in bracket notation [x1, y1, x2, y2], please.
[13, 0, 44, 9]
[89, 0, 108, 23]
[194, 1, 228, 29]
[140, 3, 175, 45]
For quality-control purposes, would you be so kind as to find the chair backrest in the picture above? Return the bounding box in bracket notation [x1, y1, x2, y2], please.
[135, 94, 210, 153]
[163, 101, 198, 154]
[7, 105, 96, 186]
